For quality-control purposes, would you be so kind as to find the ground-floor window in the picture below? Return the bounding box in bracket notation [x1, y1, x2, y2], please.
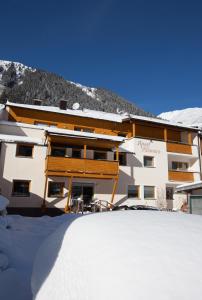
[166, 187, 174, 200]
[48, 182, 64, 197]
[128, 185, 140, 198]
[12, 180, 30, 197]
[144, 186, 155, 199]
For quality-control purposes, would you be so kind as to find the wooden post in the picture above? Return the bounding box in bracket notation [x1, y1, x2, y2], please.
[116, 146, 119, 161]
[110, 178, 118, 207]
[132, 123, 136, 137]
[65, 177, 73, 213]
[164, 128, 167, 142]
[84, 144, 87, 159]
[42, 175, 48, 211]
[188, 132, 192, 145]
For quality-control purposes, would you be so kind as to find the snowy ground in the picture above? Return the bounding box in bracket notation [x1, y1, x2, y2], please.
[0, 214, 79, 299]
[1, 211, 202, 300]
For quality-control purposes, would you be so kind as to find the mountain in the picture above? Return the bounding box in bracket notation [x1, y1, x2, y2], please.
[0, 60, 153, 117]
[158, 108, 202, 128]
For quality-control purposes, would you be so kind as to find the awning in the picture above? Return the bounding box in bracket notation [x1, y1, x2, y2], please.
[176, 181, 202, 192]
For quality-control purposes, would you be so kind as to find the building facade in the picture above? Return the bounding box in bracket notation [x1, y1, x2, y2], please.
[0, 101, 201, 214]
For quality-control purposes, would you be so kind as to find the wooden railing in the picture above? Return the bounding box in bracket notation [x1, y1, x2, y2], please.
[168, 170, 194, 182]
[46, 156, 119, 177]
[167, 142, 192, 155]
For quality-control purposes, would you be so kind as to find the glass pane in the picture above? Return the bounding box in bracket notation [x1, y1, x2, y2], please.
[72, 150, 81, 158]
[94, 152, 107, 160]
[166, 187, 173, 200]
[17, 145, 33, 157]
[128, 185, 139, 198]
[13, 181, 30, 196]
[72, 186, 82, 199]
[51, 148, 66, 157]
[48, 182, 63, 197]
[172, 162, 178, 170]
[144, 156, 153, 167]
[144, 186, 155, 199]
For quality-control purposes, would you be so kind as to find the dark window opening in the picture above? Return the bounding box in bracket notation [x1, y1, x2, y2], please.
[94, 151, 107, 160]
[12, 180, 30, 197]
[48, 182, 64, 197]
[16, 144, 33, 157]
[166, 187, 174, 200]
[128, 185, 140, 198]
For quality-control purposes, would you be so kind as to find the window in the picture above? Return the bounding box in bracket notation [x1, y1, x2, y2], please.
[128, 185, 140, 198]
[74, 127, 94, 133]
[114, 152, 127, 166]
[166, 187, 174, 200]
[171, 161, 188, 171]
[118, 132, 127, 137]
[94, 151, 107, 160]
[48, 182, 64, 197]
[51, 147, 66, 157]
[16, 144, 33, 157]
[144, 186, 155, 199]
[12, 180, 30, 197]
[144, 156, 154, 167]
[35, 121, 57, 128]
[72, 149, 81, 158]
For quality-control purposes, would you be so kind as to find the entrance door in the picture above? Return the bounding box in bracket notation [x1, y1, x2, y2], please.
[189, 195, 202, 215]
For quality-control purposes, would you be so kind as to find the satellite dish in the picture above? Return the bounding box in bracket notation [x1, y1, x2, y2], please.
[72, 103, 80, 110]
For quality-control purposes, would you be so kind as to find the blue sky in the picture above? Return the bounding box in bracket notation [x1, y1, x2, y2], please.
[1, 0, 202, 115]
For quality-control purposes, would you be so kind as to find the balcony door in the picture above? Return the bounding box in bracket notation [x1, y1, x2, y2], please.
[72, 183, 94, 206]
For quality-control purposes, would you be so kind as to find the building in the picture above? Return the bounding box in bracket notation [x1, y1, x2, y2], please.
[0, 101, 201, 215]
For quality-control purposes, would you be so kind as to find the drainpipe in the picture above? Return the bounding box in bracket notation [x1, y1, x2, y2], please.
[197, 131, 202, 180]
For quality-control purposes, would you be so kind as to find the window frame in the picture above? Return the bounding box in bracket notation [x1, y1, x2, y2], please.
[128, 185, 140, 199]
[94, 151, 107, 160]
[171, 161, 189, 171]
[48, 182, 64, 198]
[16, 144, 34, 158]
[143, 156, 155, 168]
[12, 180, 31, 197]
[144, 186, 156, 199]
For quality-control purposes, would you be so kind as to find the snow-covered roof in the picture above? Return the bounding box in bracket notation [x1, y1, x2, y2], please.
[0, 134, 43, 145]
[176, 181, 202, 192]
[127, 114, 199, 131]
[6, 101, 123, 123]
[46, 127, 125, 143]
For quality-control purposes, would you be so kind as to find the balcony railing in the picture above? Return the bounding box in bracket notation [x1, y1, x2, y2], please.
[46, 156, 119, 177]
[167, 142, 192, 155]
[168, 170, 194, 182]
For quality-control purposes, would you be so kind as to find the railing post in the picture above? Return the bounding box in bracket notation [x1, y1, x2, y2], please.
[84, 144, 87, 159]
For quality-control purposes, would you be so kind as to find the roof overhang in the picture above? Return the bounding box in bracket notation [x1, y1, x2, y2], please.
[176, 181, 202, 192]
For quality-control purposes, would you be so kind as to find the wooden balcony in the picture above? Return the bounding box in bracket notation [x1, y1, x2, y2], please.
[168, 170, 194, 182]
[46, 156, 119, 179]
[167, 142, 192, 155]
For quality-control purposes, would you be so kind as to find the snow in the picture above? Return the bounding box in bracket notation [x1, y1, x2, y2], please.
[0, 195, 9, 211]
[0, 60, 35, 81]
[32, 211, 202, 300]
[6, 101, 123, 123]
[47, 127, 125, 142]
[128, 113, 199, 131]
[158, 108, 202, 128]
[0, 133, 43, 145]
[69, 81, 101, 101]
[0, 213, 79, 299]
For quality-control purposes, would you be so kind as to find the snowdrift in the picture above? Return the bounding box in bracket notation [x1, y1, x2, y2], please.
[32, 211, 202, 300]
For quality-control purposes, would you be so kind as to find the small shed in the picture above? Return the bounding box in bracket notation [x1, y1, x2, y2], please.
[176, 181, 202, 215]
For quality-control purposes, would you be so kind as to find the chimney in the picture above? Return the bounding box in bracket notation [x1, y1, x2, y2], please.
[33, 99, 42, 106]
[59, 100, 67, 110]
